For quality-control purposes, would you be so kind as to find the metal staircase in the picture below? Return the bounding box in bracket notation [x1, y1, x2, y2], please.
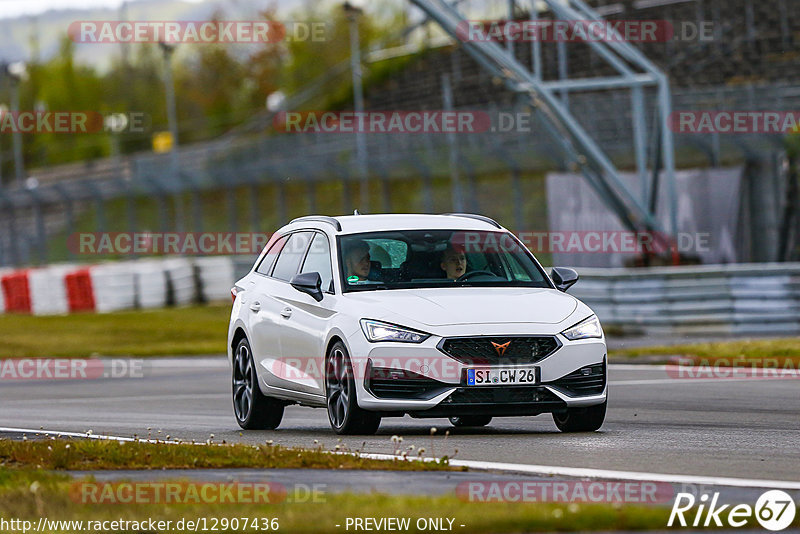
[409, 0, 679, 244]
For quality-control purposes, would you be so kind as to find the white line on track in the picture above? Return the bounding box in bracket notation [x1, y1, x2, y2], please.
[0, 426, 159, 443]
[608, 377, 794, 386]
[2, 426, 799, 491]
[441, 459, 800, 490]
[609, 364, 668, 371]
[144, 358, 228, 368]
[0, 394, 228, 405]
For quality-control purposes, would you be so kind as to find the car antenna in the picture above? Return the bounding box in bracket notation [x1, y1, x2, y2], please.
[353, 209, 361, 215]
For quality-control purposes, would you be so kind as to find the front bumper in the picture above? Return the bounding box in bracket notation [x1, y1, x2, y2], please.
[352, 332, 607, 415]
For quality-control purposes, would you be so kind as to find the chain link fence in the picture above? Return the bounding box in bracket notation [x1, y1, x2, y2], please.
[2, 78, 799, 267]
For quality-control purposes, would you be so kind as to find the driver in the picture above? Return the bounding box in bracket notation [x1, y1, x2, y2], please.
[440, 244, 467, 280]
[344, 240, 371, 281]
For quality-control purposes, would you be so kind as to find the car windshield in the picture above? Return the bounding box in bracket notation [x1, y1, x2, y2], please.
[338, 230, 550, 292]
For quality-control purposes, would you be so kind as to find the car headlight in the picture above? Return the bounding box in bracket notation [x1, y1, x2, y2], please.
[561, 315, 603, 340]
[360, 319, 430, 343]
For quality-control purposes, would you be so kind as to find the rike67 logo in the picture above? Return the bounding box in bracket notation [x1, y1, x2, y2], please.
[668, 490, 796, 531]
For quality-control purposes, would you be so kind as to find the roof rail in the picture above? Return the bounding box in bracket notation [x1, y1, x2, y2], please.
[289, 215, 342, 231]
[442, 213, 502, 229]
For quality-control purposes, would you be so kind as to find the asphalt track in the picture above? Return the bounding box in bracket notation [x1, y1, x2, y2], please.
[1, 357, 799, 486]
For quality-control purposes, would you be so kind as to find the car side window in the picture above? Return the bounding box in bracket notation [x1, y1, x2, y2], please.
[504, 251, 533, 281]
[300, 233, 334, 292]
[272, 232, 313, 281]
[255, 235, 288, 275]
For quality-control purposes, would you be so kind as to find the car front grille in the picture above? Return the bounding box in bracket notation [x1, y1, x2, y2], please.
[549, 363, 606, 396]
[438, 336, 560, 365]
[411, 385, 568, 417]
[443, 386, 563, 406]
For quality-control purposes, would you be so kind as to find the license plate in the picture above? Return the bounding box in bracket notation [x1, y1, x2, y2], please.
[467, 367, 539, 386]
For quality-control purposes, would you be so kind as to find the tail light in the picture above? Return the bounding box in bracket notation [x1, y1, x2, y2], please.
[231, 286, 240, 303]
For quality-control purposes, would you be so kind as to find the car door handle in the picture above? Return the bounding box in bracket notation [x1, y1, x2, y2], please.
[250, 301, 261, 312]
[280, 307, 292, 318]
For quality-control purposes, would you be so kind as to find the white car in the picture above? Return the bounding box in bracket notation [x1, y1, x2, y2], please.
[228, 213, 607, 435]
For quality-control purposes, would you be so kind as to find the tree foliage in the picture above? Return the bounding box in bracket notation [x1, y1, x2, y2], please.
[0, 1, 405, 181]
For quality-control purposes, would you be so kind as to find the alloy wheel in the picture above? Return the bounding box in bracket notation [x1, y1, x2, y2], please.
[327, 348, 350, 428]
[233, 343, 253, 422]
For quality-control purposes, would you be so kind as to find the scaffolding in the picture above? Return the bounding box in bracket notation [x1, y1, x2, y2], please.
[410, 0, 678, 242]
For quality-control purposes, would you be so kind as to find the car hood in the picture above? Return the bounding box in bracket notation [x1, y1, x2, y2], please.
[344, 287, 578, 326]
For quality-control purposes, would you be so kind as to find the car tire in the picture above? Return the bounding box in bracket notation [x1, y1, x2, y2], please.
[326, 341, 381, 435]
[449, 415, 492, 427]
[552, 401, 606, 432]
[232, 337, 284, 430]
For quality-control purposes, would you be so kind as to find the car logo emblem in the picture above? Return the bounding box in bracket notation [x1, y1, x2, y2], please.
[491, 341, 511, 356]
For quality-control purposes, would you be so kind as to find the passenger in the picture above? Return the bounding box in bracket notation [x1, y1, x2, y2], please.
[344, 240, 371, 281]
[440, 244, 467, 280]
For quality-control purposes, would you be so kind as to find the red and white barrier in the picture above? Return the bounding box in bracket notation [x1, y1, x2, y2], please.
[0, 268, 12, 313]
[163, 258, 196, 306]
[29, 265, 74, 315]
[0, 255, 240, 315]
[133, 259, 168, 309]
[1, 269, 32, 313]
[195, 256, 235, 302]
[90, 262, 137, 313]
[65, 268, 95, 312]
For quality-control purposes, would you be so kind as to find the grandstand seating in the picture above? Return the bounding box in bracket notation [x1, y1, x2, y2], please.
[366, 0, 800, 110]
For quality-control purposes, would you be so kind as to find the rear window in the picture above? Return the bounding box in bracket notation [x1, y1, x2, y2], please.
[272, 232, 313, 281]
[366, 239, 408, 268]
[256, 235, 287, 275]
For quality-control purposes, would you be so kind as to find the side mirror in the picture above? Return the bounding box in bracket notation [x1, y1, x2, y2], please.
[551, 267, 579, 292]
[290, 272, 324, 302]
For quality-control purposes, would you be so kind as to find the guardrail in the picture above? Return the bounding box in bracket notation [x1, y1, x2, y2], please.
[570, 263, 800, 336]
[1, 259, 798, 339]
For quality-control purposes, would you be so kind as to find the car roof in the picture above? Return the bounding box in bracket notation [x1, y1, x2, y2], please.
[282, 213, 505, 234]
